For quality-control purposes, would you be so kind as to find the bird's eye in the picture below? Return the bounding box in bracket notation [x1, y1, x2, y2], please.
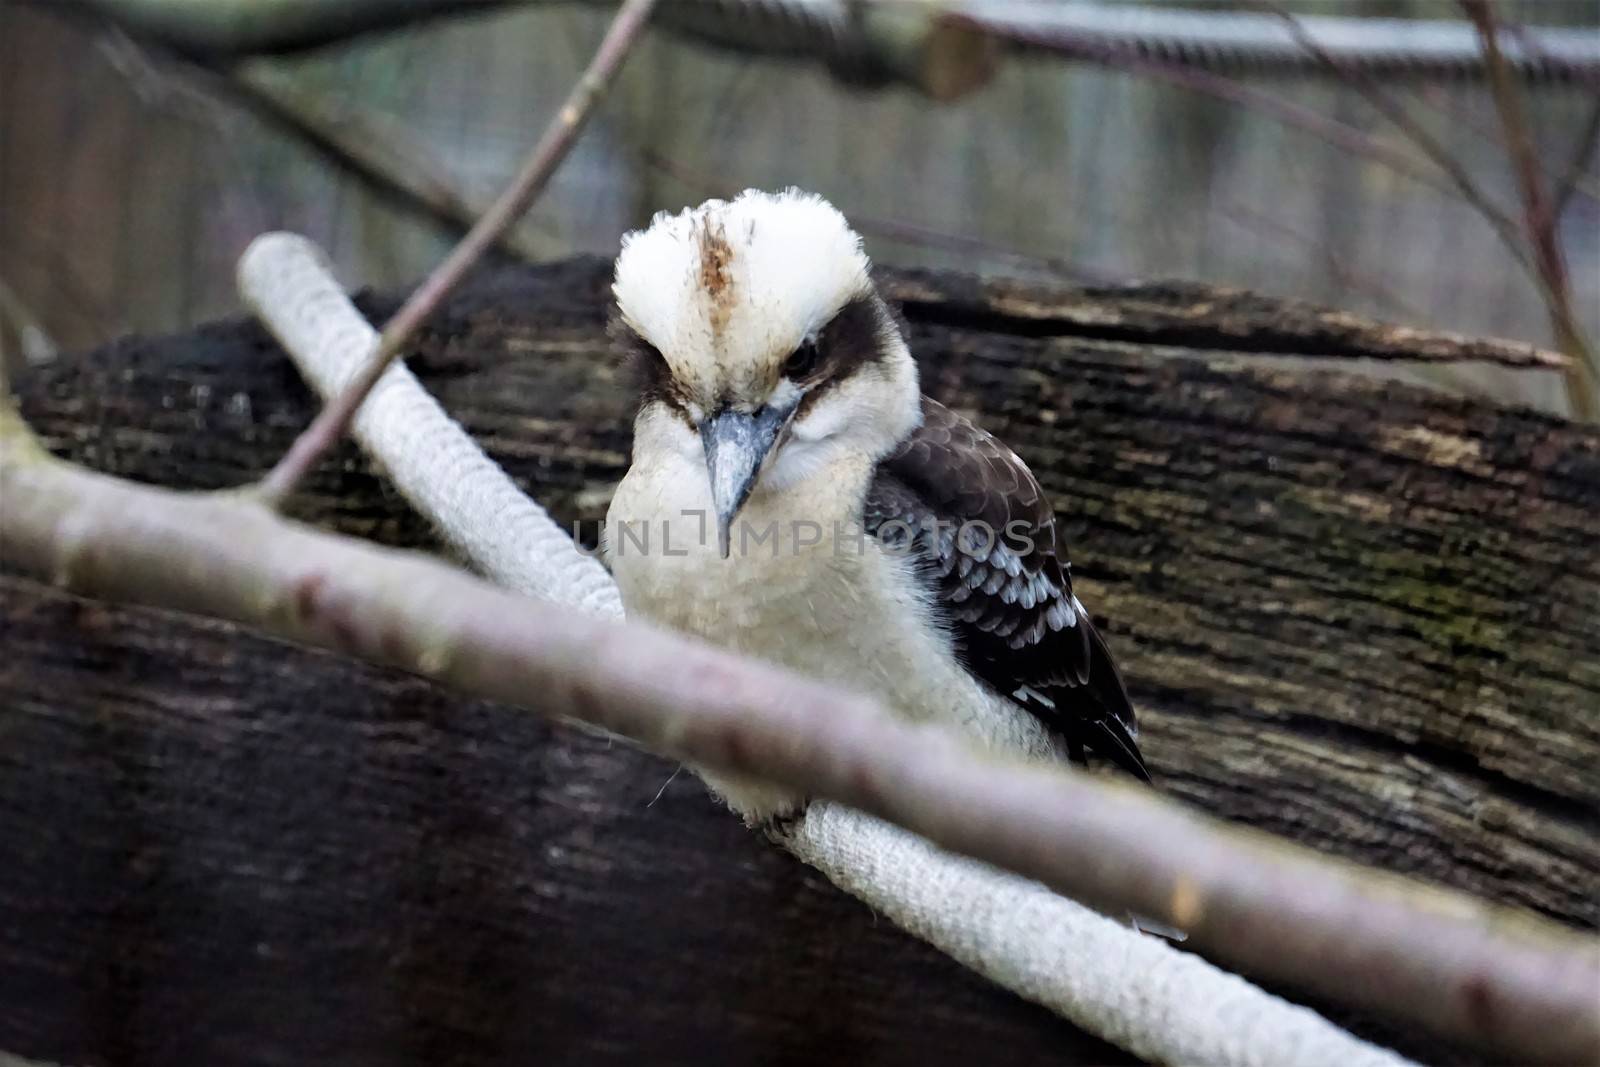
[784, 338, 822, 379]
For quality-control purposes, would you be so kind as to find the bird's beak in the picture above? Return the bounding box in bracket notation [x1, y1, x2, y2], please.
[700, 402, 793, 558]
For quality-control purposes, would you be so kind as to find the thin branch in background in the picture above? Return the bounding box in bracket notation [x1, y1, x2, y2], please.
[7, 219, 128, 343]
[1401, 83, 1598, 208]
[94, 28, 281, 243]
[0, 276, 61, 367]
[1405, 82, 1509, 150]
[1218, 200, 1429, 325]
[3, 431, 1597, 1064]
[850, 214, 1112, 285]
[1462, 0, 1599, 421]
[1401, 82, 1572, 199]
[1553, 98, 1600, 222]
[42, 0, 527, 57]
[254, 0, 658, 508]
[1257, 4, 1536, 280]
[1471, 10, 1597, 213]
[221, 60, 553, 262]
[1261, 0, 1596, 419]
[975, 16, 1501, 223]
[641, 149, 1111, 284]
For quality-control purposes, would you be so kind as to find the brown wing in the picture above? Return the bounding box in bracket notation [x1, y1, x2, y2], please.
[865, 397, 1147, 780]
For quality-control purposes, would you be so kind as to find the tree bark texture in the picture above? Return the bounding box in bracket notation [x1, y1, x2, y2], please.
[3, 259, 1596, 1066]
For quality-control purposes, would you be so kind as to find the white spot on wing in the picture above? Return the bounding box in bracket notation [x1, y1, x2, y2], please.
[1013, 685, 1057, 709]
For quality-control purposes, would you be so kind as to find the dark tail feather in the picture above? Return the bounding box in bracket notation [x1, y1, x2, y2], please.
[1085, 713, 1150, 782]
[1080, 619, 1149, 781]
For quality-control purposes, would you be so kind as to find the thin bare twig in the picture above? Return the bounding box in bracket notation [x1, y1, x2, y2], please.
[224, 61, 553, 261]
[1463, 0, 1599, 421]
[42, 0, 1000, 99]
[1553, 98, 1600, 222]
[0, 277, 60, 367]
[93, 25, 555, 262]
[241, 233, 1412, 1065]
[1218, 200, 1429, 324]
[38, 0, 522, 55]
[1258, 4, 1536, 279]
[640, 149, 1112, 284]
[1404, 86, 1599, 209]
[255, 0, 657, 507]
[2, 440, 1596, 1064]
[1402, 82, 1598, 209]
[977, 16, 1497, 215]
[1261, 1, 1595, 419]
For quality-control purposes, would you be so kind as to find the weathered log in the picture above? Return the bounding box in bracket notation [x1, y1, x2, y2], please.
[3, 259, 1596, 1066]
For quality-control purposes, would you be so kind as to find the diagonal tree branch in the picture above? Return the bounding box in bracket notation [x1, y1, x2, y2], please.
[91, 27, 557, 263]
[3, 372, 1596, 1063]
[255, 0, 657, 507]
[225, 58, 556, 261]
[240, 234, 623, 614]
[236, 236, 1402, 1064]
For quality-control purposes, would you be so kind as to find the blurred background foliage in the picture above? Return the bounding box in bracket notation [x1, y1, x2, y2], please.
[1, 0, 1596, 414]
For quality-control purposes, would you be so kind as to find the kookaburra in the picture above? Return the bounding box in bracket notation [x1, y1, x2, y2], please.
[604, 189, 1145, 822]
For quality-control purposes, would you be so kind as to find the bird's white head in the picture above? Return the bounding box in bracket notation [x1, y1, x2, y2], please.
[612, 189, 921, 555]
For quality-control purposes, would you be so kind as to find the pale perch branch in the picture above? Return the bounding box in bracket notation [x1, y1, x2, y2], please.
[235, 235, 1597, 1064]
[238, 233, 1408, 1067]
[7, 264, 1599, 1061]
[238, 233, 621, 616]
[0, 455, 1461, 1067]
[788, 804, 1395, 1067]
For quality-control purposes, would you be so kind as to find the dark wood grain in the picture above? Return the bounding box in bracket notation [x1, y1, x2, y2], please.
[4, 259, 1597, 1066]
[0, 577, 1134, 1067]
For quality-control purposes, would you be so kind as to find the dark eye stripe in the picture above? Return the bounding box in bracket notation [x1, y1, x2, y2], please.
[783, 338, 822, 379]
[817, 295, 892, 374]
[609, 315, 695, 425]
[607, 293, 900, 425]
[790, 294, 896, 420]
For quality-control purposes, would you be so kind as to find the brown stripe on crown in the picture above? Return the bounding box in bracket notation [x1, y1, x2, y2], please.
[697, 217, 735, 337]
